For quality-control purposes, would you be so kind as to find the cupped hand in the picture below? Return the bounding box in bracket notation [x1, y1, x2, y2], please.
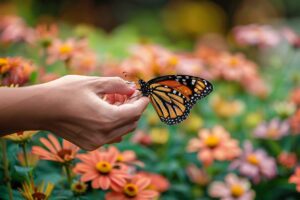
[41, 75, 149, 150]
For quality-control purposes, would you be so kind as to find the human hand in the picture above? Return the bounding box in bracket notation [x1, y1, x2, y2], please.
[39, 75, 149, 150]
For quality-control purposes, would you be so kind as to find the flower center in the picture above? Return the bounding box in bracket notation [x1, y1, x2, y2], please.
[229, 57, 239, 67]
[57, 149, 72, 160]
[32, 192, 46, 200]
[204, 135, 220, 148]
[231, 184, 244, 198]
[168, 56, 178, 66]
[71, 182, 87, 194]
[247, 154, 260, 165]
[124, 183, 138, 197]
[96, 161, 112, 174]
[116, 155, 124, 162]
[266, 128, 279, 138]
[0, 58, 8, 66]
[59, 44, 73, 54]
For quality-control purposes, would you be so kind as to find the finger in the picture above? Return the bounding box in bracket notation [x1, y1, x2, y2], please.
[104, 122, 137, 144]
[107, 136, 123, 144]
[96, 77, 136, 95]
[116, 97, 150, 120]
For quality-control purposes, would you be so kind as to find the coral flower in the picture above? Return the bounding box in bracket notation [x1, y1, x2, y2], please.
[131, 130, 152, 146]
[137, 171, 170, 193]
[35, 23, 58, 48]
[253, 118, 289, 140]
[209, 173, 255, 200]
[3, 131, 37, 143]
[289, 109, 300, 134]
[19, 180, 54, 200]
[105, 175, 159, 200]
[213, 53, 257, 82]
[108, 146, 144, 168]
[289, 167, 300, 192]
[0, 57, 35, 86]
[187, 126, 241, 166]
[73, 148, 128, 190]
[32, 134, 79, 163]
[277, 152, 297, 169]
[230, 141, 277, 183]
[46, 38, 88, 64]
[290, 88, 300, 106]
[186, 164, 210, 186]
[69, 51, 97, 74]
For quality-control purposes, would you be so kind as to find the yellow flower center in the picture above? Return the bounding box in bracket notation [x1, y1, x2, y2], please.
[0, 58, 8, 66]
[71, 182, 87, 194]
[59, 44, 73, 54]
[116, 155, 124, 162]
[204, 135, 220, 148]
[231, 184, 245, 197]
[96, 161, 112, 174]
[247, 154, 260, 165]
[229, 57, 239, 67]
[168, 56, 179, 66]
[124, 183, 138, 197]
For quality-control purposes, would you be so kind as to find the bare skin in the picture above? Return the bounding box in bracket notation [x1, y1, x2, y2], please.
[0, 75, 149, 150]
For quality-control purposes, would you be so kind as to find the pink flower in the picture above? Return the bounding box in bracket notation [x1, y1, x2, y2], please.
[230, 141, 277, 183]
[0, 16, 34, 44]
[69, 51, 97, 74]
[212, 53, 257, 82]
[289, 167, 300, 192]
[233, 24, 280, 48]
[46, 38, 89, 64]
[108, 146, 144, 168]
[131, 130, 153, 146]
[186, 164, 210, 186]
[187, 126, 241, 166]
[137, 171, 170, 193]
[281, 27, 300, 49]
[209, 173, 255, 200]
[253, 118, 289, 140]
[32, 134, 79, 163]
[105, 175, 159, 200]
[73, 148, 128, 190]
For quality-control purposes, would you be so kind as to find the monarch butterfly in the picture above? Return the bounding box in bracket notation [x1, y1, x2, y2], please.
[138, 75, 213, 125]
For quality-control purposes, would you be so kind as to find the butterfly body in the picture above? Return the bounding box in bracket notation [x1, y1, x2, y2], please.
[138, 75, 213, 125]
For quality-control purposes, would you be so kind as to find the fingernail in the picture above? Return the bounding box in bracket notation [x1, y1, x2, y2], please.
[126, 81, 136, 89]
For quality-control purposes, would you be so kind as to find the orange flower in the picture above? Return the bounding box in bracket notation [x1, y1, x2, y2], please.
[73, 148, 128, 190]
[137, 171, 170, 193]
[0, 57, 35, 86]
[69, 51, 97, 75]
[32, 134, 79, 163]
[187, 126, 241, 166]
[278, 152, 297, 169]
[108, 146, 144, 168]
[289, 167, 300, 192]
[105, 175, 159, 200]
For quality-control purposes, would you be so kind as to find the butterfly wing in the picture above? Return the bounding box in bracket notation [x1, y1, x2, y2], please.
[148, 75, 213, 125]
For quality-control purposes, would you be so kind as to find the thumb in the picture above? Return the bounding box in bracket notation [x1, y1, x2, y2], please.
[98, 77, 136, 95]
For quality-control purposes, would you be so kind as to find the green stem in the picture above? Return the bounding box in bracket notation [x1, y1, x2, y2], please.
[1, 139, 14, 200]
[20, 142, 33, 180]
[64, 164, 72, 187]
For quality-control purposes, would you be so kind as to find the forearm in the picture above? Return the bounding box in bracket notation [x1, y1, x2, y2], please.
[0, 84, 52, 136]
